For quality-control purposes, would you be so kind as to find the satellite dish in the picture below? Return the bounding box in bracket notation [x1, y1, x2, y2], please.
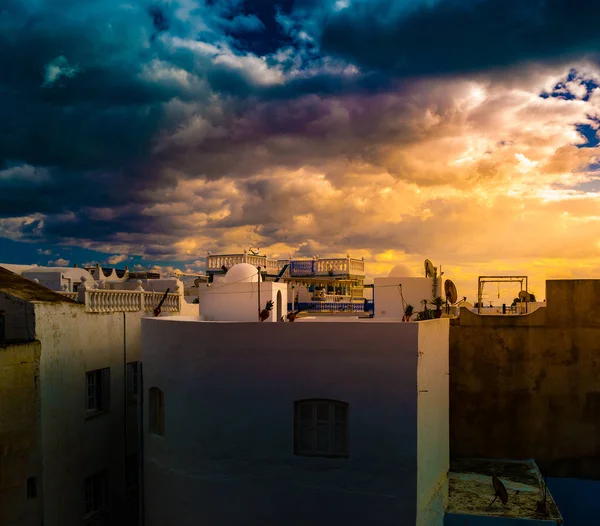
[518, 290, 531, 302]
[424, 259, 435, 277]
[491, 475, 509, 506]
[445, 279, 458, 304]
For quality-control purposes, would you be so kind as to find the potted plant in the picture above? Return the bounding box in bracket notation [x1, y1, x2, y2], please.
[433, 296, 444, 318]
[403, 304, 414, 322]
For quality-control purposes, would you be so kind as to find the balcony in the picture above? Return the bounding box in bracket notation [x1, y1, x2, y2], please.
[206, 253, 366, 278]
[289, 258, 365, 277]
[206, 253, 283, 273]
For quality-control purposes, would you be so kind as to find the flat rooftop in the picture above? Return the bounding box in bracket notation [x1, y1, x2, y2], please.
[447, 458, 563, 523]
[147, 315, 446, 324]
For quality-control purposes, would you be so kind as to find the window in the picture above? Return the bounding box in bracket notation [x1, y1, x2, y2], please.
[126, 362, 140, 403]
[84, 470, 107, 520]
[73, 283, 79, 292]
[294, 399, 349, 458]
[149, 387, 164, 435]
[27, 477, 37, 499]
[86, 368, 110, 416]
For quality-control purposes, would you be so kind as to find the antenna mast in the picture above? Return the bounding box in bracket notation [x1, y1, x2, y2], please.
[257, 266, 261, 321]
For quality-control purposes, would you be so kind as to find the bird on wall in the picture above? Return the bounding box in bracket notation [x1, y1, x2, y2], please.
[259, 300, 274, 322]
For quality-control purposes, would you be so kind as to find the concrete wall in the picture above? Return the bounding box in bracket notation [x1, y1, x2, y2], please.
[547, 477, 600, 525]
[417, 319, 450, 526]
[142, 319, 451, 525]
[199, 282, 288, 322]
[450, 280, 600, 478]
[0, 340, 42, 526]
[0, 292, 36, 341]
[374, 277, 443, 319]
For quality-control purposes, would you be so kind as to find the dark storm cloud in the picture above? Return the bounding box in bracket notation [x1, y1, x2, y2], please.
[320, 0, 600, 76]
[2, 0, 600, 263]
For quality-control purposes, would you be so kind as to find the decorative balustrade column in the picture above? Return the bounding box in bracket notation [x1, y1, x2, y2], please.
[78, 277, 90, 307]
[136, 281, 144, 310]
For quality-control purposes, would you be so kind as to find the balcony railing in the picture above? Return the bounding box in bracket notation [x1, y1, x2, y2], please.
[289, 258, 365, 277]
[206, 253, 365, 277]
[59, 288, 181, 314]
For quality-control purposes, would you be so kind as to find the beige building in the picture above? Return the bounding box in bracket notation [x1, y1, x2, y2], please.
[0, 267, 182, 526]
[450, 279, 600, 479]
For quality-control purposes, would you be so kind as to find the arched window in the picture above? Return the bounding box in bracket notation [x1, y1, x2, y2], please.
[149, 387, 164, 435]
[294, 399, 349, 458]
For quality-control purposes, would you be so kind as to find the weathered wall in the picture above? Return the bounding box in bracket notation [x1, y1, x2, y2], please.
[417, 319, 450, 526]
[143, 319, 444, 526]
[0, 292, 36, 341]
[374, 277, 443, 319]
[450, 280, 600, 478]
[0, 340, 42, 526]
[33, 304, 151, 526]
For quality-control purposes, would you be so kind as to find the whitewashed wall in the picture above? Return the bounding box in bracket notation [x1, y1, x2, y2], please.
[142, 318, 450, 526]
[374, 277, 443, 319]
[416, 319, 450, 526]
[33, 303, 143, 525]
[198, 282, 288, 322]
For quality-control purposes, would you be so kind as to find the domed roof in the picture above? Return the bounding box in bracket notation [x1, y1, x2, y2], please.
[224, 263, 259, 284]
[388, 264, 415, 278]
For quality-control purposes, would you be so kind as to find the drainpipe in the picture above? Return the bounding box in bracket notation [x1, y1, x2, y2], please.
[123, 312, 127, 521]
[138, 361, 145, 526]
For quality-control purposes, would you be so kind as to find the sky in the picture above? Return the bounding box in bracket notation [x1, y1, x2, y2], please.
[1, 0, 600, 303]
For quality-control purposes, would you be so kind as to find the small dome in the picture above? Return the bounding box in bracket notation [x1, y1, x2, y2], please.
[388, 264, 415, 278]
[224, 263, 259, 284]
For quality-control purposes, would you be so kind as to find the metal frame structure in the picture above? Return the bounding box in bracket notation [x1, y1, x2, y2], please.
[477, 275, 528, 314]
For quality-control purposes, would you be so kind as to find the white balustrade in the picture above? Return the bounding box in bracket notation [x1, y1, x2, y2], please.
[315, 258, 349, 274]
[58, 292, 79, 301]
[349, 259, 365, 275]
[77, 289, 181, 314]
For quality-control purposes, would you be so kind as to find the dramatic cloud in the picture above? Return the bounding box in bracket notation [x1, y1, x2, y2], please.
[1, 0, 600, 301]
[48, 258, 70, 267]
[104, 254, 130, 265]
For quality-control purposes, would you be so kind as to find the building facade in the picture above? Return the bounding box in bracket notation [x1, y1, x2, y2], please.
[205, 251, 366, 313]
[0, 267, 182, 526]
[142, 316, 450, 526]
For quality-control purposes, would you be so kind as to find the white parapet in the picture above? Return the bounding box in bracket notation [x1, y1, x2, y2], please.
[60, 280, 181, 313]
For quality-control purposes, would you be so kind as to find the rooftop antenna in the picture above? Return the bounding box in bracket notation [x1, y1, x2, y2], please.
[424, 259, 435, 278]
[444, 279, 458, 313]
[153, 288, 171, 317]
[518, 290, 531, 302]
[535, 466, 549, 516]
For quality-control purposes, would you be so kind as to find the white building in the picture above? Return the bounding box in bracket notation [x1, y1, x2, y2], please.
[0, 266, 183, 526]
[21, 266, 95, 292]
[374, 268, 443, 320]
[199, 263, 288, 322]
[141, 316, 450, 525]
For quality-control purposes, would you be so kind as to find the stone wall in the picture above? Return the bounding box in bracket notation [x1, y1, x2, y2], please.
[450, 280, 600, 478]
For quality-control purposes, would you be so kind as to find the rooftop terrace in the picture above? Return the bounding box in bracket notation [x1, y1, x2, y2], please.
[446, 458, 563, 524]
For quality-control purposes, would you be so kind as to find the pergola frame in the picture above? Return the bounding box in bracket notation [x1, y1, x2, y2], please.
[477, 275, 529, 314]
